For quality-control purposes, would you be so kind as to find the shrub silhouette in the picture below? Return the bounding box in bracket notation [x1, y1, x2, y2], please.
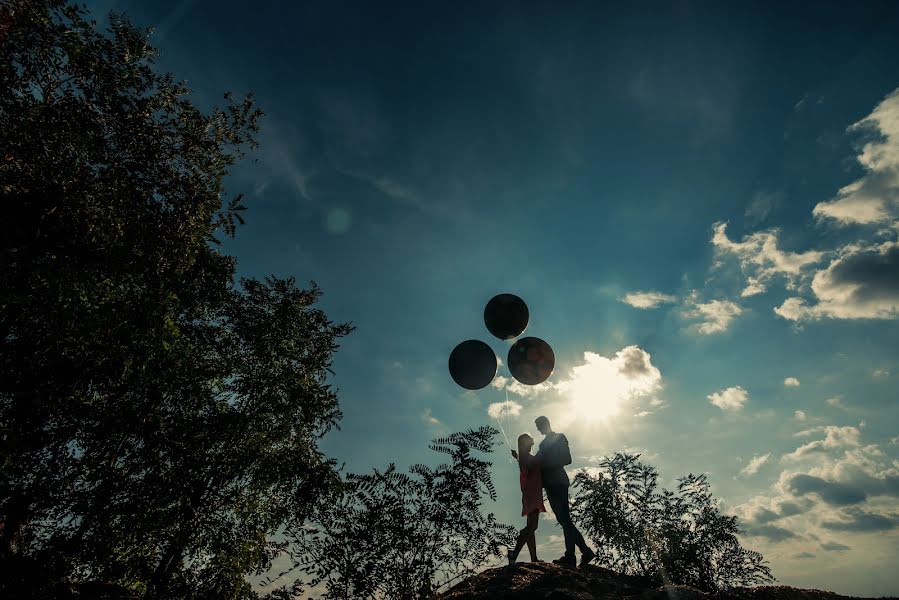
[278, 427, 515, 600]
[571, 452, 773, 591]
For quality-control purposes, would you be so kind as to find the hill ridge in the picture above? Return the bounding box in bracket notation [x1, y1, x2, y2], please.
[437, 562, 897, 600]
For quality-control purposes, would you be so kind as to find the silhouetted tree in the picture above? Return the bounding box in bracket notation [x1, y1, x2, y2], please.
[571, 453, 773, 591]
[1, 1, 351, 597]
[277, 427, 516, 600]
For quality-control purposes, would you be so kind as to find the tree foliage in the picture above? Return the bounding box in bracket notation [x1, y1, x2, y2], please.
[279, 427, 516, 600]
[0, 1, 351, 597]
[571, 453, 773, 591]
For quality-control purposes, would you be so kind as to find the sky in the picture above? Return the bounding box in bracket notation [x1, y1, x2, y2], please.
[87, 1, 899, 596]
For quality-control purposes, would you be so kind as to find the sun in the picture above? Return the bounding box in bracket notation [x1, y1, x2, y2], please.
[554, 348, 661, 424]
[560, 367, 626, 423]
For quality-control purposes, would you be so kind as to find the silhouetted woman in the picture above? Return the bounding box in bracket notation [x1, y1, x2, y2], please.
[508, 433, 545, 564]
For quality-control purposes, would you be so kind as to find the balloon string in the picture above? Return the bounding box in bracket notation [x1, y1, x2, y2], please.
[494, 414, 511, 450]
[494, 387, 513, 450]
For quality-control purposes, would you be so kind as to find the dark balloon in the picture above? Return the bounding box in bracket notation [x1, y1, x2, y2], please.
[449, 339, 498, 390]
[508, 337, 555, 385]
[484, 294, 529, 340]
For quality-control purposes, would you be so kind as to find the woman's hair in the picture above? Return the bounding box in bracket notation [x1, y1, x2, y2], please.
[517, 433, 533, 465]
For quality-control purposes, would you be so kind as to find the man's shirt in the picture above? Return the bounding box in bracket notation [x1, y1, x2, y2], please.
[536, 431, 572, 488]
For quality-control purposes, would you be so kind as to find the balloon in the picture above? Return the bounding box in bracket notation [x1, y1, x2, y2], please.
[508, 337, 554, 385]
[448, 340, 498, 390]
[484, 293, 529, 340]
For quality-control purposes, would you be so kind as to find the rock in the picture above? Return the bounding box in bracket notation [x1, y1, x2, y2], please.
[437, 562, 897, 600]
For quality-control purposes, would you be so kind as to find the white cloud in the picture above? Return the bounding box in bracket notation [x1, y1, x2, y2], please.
[784, 426, 861, 461]
[827, 397, 844, 408]
[421, 408, 440, 426]
[813, 88, 899, 225]
[491, 376, 509, 390]
[784, 377, 801, 387]
[741, 453, 771, 477]
[734, 431, 899, 576]
[492, 375, 552, 398]
[742, 277, 767, 297]
[771, 89, 899, 322]
[712, 222, 824, 295]
[872, 368, 890, 378]
[487, 400, 523, 420]
[686, 298, 744, 334]
[775, 240, 899, 321]
[500, 346, 663, 426]
[620, 291, 677, 309]
[554, 346, 662, 422]
[708, 386, 749, 411]
[794, 410, 807, 421]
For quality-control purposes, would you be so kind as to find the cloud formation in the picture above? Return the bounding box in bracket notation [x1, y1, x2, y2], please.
[686, 298, 744, 334]
[770, 89, 899, 322]
[708, 386, 749, 411]
[822, 508, 897, 532]
[775, 240, 899, 321]
[487, 400, 523, 419]
[421, 408, 440, 425]
[784, 377, 800, 387]
[712, 222, 824, 296]
[735, 426, 899, 556]
[741, 453, 771, 477]
[492, 375, 552, 398]
[554, 346, 663, 420]
[784, 425, 861, 460]
[812, 88, 899, 225]
[620, 291, 677, 309]
[742, 522, 799, 542]
[494, 345, 664, 426]
[820, 541, 850, 552]
[787, 474, 867, 506]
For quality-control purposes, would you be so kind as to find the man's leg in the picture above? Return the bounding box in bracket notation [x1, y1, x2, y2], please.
[546, 484, 590, 558]
[544, 485, 574, 560]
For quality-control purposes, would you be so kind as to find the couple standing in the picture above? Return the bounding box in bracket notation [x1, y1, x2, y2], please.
[508, 415, 595, 568]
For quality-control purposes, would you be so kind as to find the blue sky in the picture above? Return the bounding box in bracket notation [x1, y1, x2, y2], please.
[89, 1, 899, 595]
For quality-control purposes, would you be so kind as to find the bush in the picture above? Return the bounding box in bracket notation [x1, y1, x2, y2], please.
[279, 427, 516, 599]
[571, 453, 773, 591]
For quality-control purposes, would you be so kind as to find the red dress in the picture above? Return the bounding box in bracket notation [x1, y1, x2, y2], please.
[519, 453, 546, 516]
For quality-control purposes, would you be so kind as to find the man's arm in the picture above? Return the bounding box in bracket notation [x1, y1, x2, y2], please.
[558, 434, 572, 466]
[537, 434, 572, 468]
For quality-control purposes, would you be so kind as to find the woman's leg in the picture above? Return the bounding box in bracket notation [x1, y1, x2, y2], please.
[527, 532, 537, 561]
[526, 511, 539, 561]
[510, 511, 539, 563]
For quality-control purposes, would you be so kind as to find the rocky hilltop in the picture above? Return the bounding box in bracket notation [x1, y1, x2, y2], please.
[438, 562, 896, 600]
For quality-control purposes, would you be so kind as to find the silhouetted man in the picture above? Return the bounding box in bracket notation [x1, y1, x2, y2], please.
[533, 416, 595, 568]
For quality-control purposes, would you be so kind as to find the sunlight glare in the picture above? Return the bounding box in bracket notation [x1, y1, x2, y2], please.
[555, 347, 661, 423]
